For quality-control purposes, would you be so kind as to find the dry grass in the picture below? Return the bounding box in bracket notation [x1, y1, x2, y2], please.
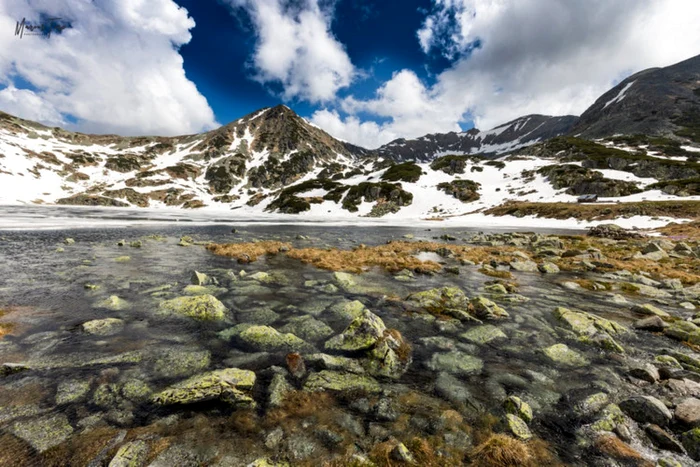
[485, 200, 700, 221]
[655, 220, 700, 240]
[469, 434, 531, 466]
[594, 434, 652, 466]
[208, 240, 528, 274]
[385, 329, 412, 363]
[205, 241, 291, 262]
[478, 268, 513, 279]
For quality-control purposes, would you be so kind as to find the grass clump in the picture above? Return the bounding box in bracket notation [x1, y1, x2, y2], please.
[381, 162, 422, 183]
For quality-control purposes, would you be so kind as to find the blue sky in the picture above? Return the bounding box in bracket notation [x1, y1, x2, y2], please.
[1, 1, 699, 148]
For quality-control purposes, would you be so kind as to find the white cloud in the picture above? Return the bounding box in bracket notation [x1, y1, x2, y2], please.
[226, 0, 355, 103]
[0, 0, 217, 136]
[315, 0, 700, 149]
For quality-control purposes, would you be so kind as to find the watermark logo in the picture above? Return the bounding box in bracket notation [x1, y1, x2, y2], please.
[15, 17, 70, 39]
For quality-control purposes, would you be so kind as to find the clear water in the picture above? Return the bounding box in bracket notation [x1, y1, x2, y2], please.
[0, 224, 694, 466]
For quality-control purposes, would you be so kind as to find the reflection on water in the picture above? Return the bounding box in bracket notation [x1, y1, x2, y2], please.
[0, 224, 693, 466]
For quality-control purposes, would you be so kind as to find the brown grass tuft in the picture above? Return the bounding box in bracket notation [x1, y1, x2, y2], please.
[469, 434, 531, 467]
[478, 268, 513, 279]
[385, 329, 412, 363]
[206, 241, 291, 263]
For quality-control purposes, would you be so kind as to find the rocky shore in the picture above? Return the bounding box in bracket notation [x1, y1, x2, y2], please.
[0, 224, 699, 466]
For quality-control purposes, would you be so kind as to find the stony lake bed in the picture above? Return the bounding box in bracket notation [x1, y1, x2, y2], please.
[0, 223, 700, 466]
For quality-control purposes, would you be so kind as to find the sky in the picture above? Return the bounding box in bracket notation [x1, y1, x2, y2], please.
[1, 1, 700, 149]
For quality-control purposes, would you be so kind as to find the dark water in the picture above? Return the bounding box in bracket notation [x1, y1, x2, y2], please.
[0, 224, 694, 466]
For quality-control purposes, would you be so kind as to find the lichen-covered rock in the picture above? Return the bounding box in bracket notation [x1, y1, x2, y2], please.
[157, 294, 227, 321]
[427, 351, 484, 376]
[470, 296, 509, 320]
[575, 392, 609, 417]
[56, 379, 91, 405]
[333, 271, 357, 290]
[268, 372, 294, 408]
[461, 325, 508, 344]
[364, 330, 411, 379]
[406, 287, 470, 319]
[94, 295, 130, 311]
[152, 368, 256, 406]
[191, 270, 210, 286]
[303, 370, 381, 393]
[632, 303, 670, 318]
[82, 317, 124, 336]
[326, 300, 367, 322]
[619, 395, 672, 426]
[151, 348, 211, 379]
[9, 414, 74, 452]
[325, 309, 386, 352]
[591, 403, 626, 432]
[542, 344, 589, 367]
[504, 396, 533, 423]
[538, 262, 560, 273]
[553, 307, 626, 353]
[665, 320, 700, 345]
[505, 414, 532, 440]
[222, 324, 312, 352]
[120, 379, 153, 402]
[109, 440, 149, 467]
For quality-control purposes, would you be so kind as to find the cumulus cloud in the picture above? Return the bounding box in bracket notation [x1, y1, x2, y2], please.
[315, 0, 700, 149]
[0, 0, 216, 136]
[225, 0, 355, 103]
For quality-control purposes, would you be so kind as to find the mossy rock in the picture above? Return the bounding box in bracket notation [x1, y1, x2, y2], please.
[325, 309, 386, 352]
[504, 396, 533, 423]
[158, 294, 227, 321]
[221, 324, 312, 352]
[152, 368, 256, 407]
[82, 317, 124, 336]
[94, 295, 130, 311]
[9, 414, 74, 452]
[427, 351, 484, 376]
[461, 325, 508, 344]
[542, 343, 589, 367]
[505, 413, 532, 440]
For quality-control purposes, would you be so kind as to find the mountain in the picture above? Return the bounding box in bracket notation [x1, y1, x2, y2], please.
[571, 54, 700, 141]
[0, 105, 369, 209]
[376, 114, 578, 161]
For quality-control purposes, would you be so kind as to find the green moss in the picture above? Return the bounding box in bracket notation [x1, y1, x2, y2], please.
[381, 162, 422, 182]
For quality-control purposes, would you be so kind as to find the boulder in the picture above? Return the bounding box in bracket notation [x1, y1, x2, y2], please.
[82, 318, 124, 336]
[504, 396, 533, 423]
[152, 368, 256, 407]
[632, 303, 670, 318]
[158, 294, 227, 321]
[675, 398, 700, 428]
[222, 324, 312, 353]
[505, 414, 532, 440]
[470, 296, 509, 320]
[629, 363, 660, 383]
[94, 295, 130, 311]
[538, 262, 560, 274]
[325, 309, 386, 352]
[682, 427, 700, 461]
[665, 321, 700, 345]
[634, 316, 668, 332]
[509, 260, 538, 272]
[406, 287, 475, 321]
[619, 396, 672, 426]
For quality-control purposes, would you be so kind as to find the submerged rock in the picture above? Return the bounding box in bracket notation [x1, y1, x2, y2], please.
[427, 351, 484, 376]
[303, 370, 381, 394]
[158, 294, 227, 321]
[152, 368, 256, 407]
[306, 353, 366, 374]
[82, 318, 124, 336]
[280, 315, 334, 342]
[460, 325, 507, 344]
[221, 324, 312, 352]
[542, 343, 589, 367]
[191, 270, 211, 286]
[406, 286, 477, 321]
[152, 348, 211, 379]
[9, 414, 74, 453]
[94, 295, 130, 311]
[505, 414, 532, 440]
[552, 307, 626, 353]
[56, 379, 92, 405]
[109, 440, 149, 467]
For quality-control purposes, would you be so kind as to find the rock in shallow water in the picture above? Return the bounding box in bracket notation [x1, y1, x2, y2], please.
[82, 317, 124, 336]
[10, 413, 74, 452]
[325, 309, 386, 352]
[157, 294, 227, 321]
[542, 344, 589, 367]
[460, 324, 507, 344]
[221, 324, 312, 353]
[303, 370, 381, 393]
[427, 351, 484, 376]
[152, 368, 256, 407]
[619, 395, 672, 426]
